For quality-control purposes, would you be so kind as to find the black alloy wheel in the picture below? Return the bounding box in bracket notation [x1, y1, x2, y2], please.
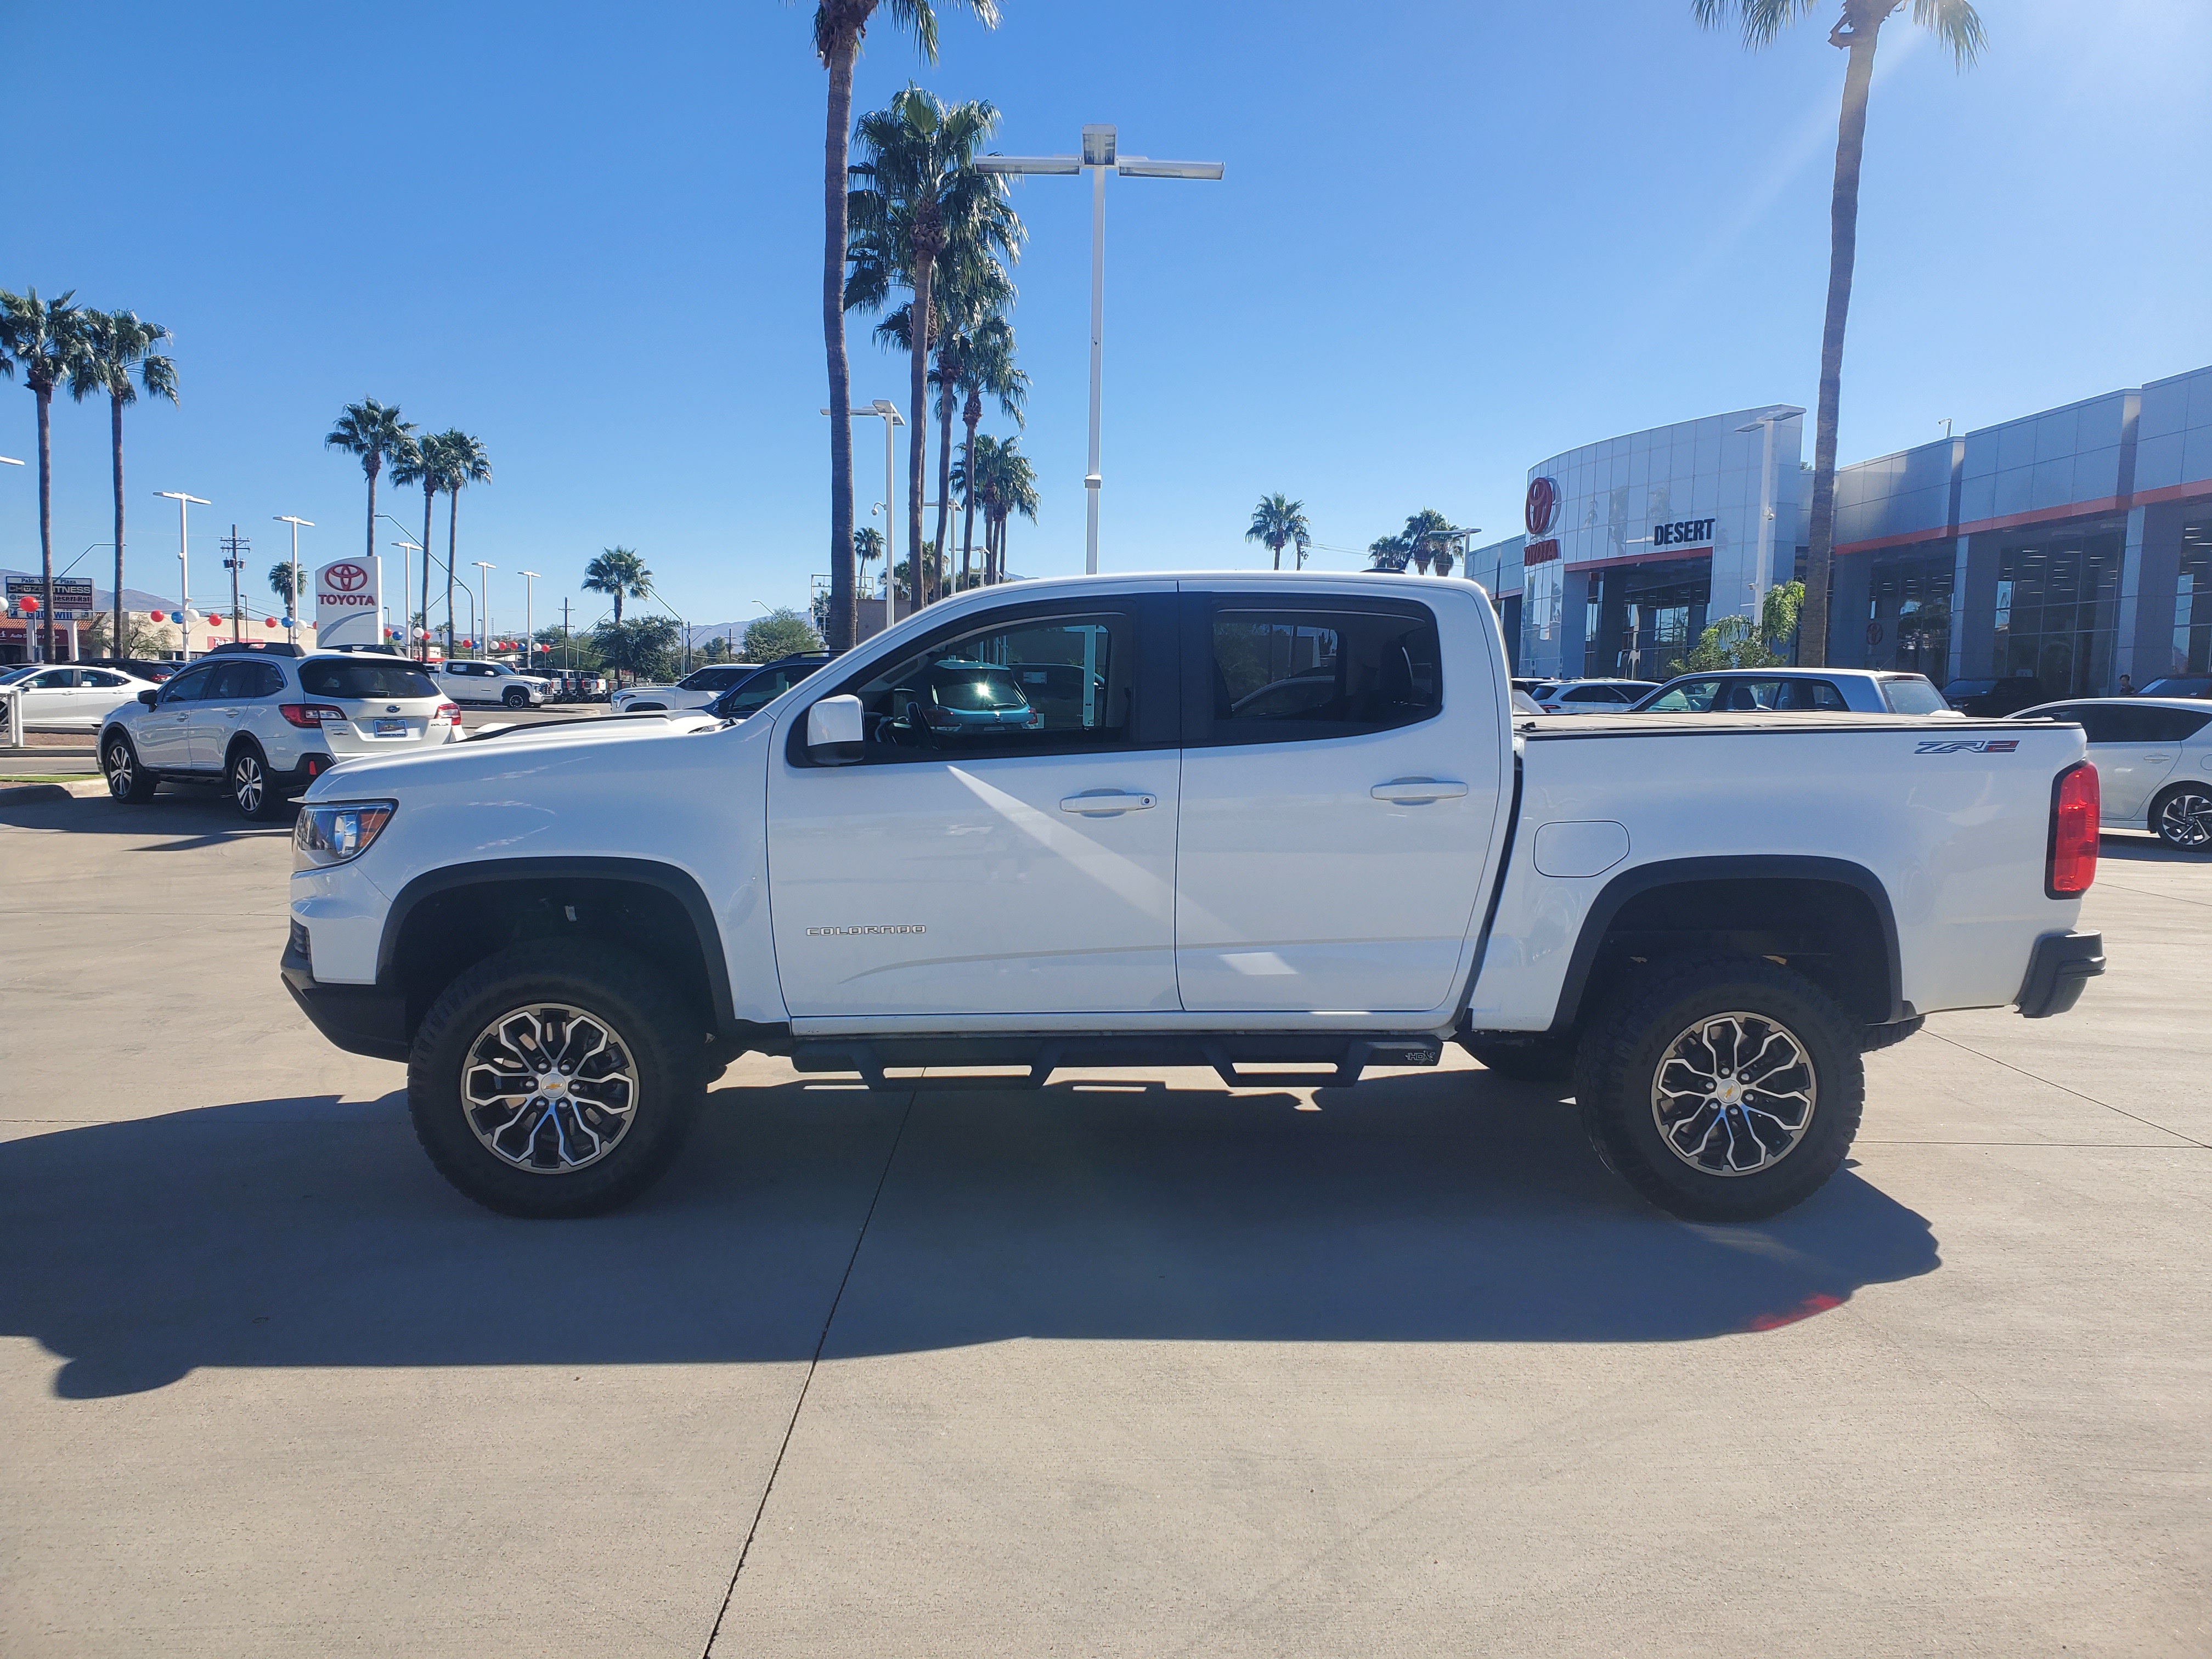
[2152, 785, 2212, 851]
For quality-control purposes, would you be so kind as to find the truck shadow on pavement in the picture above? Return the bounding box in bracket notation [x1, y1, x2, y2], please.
[0, 789, 295, 849]
[2, 1070, 1939, 1400]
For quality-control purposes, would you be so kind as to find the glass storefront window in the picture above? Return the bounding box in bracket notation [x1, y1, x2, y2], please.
[1990, 532, 2121, 697]
[2173, 523, 2208, 677]
[1589, 556, 1711, 679]
[1865, 548, 1954, 678]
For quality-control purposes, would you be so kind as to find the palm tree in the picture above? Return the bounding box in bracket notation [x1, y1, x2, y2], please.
[1694, 0, 1984, 665]
[853, 524, 885, 608]
[810, 0, 1000, 653]
[324, 400, 419, 588]
[1365, 535, 1410, 574]
[0, 289, 92, 661]
[847, 85, 1019, 618]
[1402, 508, 1454, 574]
[70, 311, 177, 662]
[388, 437, 453, 661]
[977, 436, 1037, 583]
[583, 548, 652, 628]
[268, 562, 307, 611]
[422, 430, 491, 656]
[1245, 494, 1311, 571]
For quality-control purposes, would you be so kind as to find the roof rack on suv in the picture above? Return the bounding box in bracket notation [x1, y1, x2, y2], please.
[205, 640, 306, 657]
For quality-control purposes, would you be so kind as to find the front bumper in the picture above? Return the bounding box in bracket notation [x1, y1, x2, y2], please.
[2015, 931, 2106, 1019]
[280, 928, 409, 1062]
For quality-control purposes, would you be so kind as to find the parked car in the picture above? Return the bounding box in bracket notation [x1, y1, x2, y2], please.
[100, 651, 460, 818]
[0, 663, 162, 729]
[432, 659, 549, 709]
[1633, 668, 1954, 716]
[2008, 697, 2212, 850]
[1534, 678, 1661, 713]
[611, 662, 759, 715]
[2134, 675, 2212, 701]
[1942, 675, 2050, 716]
[81, 656, 183, 683]
[281, 571, 2102, 1225]
[705, 654, 832, 721]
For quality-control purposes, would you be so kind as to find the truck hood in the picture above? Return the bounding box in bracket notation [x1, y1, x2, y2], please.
[303, 714, 736, 802]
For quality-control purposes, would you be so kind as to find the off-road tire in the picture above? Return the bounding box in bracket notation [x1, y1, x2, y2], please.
[2149, 783, 2212, 852]
[1572, 954, 1864, 1223]
[408, 943, 709, 1218]
[103, 731, 157, 803]
[1861, 1014, 1925, 1053]
[227, 742, 285, 820]
[1462, 1035, 1576, 1081]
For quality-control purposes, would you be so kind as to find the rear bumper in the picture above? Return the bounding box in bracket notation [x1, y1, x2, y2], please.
[280, 931, 409, 1062]
[2015, 931, 2105, 1019]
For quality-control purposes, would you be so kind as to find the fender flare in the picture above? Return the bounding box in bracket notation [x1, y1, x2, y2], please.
[375, 855, 737, 1030]
[1548, 854, 1904, 1030]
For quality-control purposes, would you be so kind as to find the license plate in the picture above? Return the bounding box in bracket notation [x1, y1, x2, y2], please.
[373, 719, 407, 737]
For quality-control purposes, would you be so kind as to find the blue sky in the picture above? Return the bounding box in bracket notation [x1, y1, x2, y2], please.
[7, 0, 2208, 635]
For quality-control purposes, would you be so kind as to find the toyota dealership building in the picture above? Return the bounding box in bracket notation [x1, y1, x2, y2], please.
[1464, 362, 2212, 696]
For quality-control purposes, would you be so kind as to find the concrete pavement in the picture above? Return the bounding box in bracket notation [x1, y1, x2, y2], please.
[1, 791, 2205, 1656]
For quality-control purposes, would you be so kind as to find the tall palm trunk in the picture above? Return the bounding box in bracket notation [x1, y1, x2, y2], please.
[110, 393, 126, 663]
[363, 459, 380, 569]
[960, 399, 981, 590]
[906, 246, 934, 612]
[822, 30, 861, 651]
[934, 382, 956, 595]
[1800, 8, 1885, 669]
[34, 385, 53, 661]
[419, 483, 435, 662]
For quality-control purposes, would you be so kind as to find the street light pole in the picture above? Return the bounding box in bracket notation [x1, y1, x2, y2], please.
[978, 127, 1223, 575]
[822, 401, 905, 633]
[274, 516, 313, 646]
[518, 571, 540, 668]
[472, 562, 494, 653]
[154, 492, 210, 662]
[392, 541, 423, 652]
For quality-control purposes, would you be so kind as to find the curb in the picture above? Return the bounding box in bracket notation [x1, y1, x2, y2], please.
[0, 778, 109, 805]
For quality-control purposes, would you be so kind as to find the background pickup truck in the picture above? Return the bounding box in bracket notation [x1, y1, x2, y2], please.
[280, 573, 2106, 1223]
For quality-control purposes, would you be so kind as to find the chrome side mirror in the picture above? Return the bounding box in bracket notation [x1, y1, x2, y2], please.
[805, 694, 866, 765]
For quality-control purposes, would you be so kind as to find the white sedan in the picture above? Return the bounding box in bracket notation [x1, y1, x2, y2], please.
[0, 664, 162, 730]
[610, 662, 758, 715]
[2010, 697, 2212, 850]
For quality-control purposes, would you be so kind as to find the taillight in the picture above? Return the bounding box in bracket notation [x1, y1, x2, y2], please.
[2047, 761, 2098, 897]
[437, 703, 462, 725]
[280, 703, 347, 729]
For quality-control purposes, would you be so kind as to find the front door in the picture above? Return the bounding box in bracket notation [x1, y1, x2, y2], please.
[768, 592, 1182, 1019]
[1173, 587, 1508, 1015]
[138, 661, 215, 768]
[2076, 704, 2180, 820]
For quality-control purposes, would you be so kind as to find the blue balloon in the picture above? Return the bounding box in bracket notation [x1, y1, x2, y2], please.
[281, 616, 296, 629]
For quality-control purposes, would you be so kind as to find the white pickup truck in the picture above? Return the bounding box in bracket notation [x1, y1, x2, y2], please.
[280, 573, 2106, 1223]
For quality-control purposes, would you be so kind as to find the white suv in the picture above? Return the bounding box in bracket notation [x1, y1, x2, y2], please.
[433, 659, 550, 708]
[100, 648, 461, 819]
[610, 662, 757, 715]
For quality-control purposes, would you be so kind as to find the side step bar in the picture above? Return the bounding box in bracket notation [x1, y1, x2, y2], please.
[790, 1033, 1444, 1093]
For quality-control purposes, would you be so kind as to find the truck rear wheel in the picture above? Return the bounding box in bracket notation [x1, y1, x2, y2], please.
[1573, 955, 1863, 1223]
[407, 944, 708, 1218]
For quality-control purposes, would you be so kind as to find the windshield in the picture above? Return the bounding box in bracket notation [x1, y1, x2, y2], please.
[1881, 675, 1949, 715]
[300, 661, 441, 699]
[0, 665, 35, 686]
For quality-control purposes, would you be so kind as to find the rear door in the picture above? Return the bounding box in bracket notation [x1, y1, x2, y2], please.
[1173, 586, 1507, 1015]
[2076, 704, 2175, 819]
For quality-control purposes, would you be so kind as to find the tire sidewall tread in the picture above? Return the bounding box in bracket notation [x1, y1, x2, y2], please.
[407, 943, 709, 1218]
[1573, 954, 1865, 1223]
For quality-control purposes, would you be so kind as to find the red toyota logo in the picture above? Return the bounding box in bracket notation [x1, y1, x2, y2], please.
[326, 563, 368, 592]
[1525, 477, 1559, 538]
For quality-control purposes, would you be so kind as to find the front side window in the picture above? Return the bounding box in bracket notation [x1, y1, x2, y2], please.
[1206, 607, 1440, 743]
[28, 669, 76, 690]
[1643, 678, 1720, 712]
[158, 665, 217, 703]
[836, 610, 1133, 759]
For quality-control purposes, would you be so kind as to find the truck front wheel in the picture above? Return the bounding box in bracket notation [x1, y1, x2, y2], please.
[1573, 955, 1864, 1223]
[407, 944, 708, 1218]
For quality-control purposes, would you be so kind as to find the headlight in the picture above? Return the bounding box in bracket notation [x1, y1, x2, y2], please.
[294, 800, 397, 870]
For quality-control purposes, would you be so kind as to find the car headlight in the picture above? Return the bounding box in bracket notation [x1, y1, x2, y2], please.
[294, 800, 397, 870]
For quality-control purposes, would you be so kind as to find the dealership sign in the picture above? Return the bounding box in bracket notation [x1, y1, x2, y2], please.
[1650, 517, 1716, 548]
[1525, 477, 1559, 538]
[315, 557, 382, 647]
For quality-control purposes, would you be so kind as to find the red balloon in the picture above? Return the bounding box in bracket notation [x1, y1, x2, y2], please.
[19, 596, 38, 612]
[150, 610, 166, 622]
[266, 617, 278, 628]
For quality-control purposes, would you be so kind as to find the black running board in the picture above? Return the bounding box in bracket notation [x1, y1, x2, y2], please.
[790, 1032, 1444, 1093]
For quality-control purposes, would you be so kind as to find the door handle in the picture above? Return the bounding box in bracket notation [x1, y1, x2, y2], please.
[2142, 754, 2172, 762]
[1370, 778, 1468, 803]
[1059, 791, 1158, 815]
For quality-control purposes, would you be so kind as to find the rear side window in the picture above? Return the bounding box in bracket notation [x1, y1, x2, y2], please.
[1206, 606, 1441, 742]
[1880, 676, 1946, 715]
[1777, 679, 1852, 712]
[2144, 707, 2212, 742]
[300, 661, 440, 699]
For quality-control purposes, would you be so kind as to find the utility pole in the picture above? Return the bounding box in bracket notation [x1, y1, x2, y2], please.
[219, 526, 250, 642]
[560, 598, 572, 671]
